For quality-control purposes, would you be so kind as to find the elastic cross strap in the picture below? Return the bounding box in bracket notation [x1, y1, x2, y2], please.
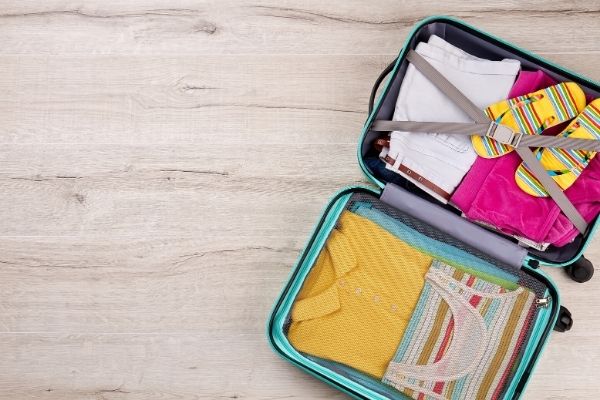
[371, 120, 490, 135]
[520, 135, 600, 152]
[370, 120, 600, 153]
[372, 49, 591, 234]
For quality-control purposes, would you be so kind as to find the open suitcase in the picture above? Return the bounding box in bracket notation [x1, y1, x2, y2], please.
[268, 16, 600, 400]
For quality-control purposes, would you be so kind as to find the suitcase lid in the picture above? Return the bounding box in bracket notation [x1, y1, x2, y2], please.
[355, 16, 600, 270]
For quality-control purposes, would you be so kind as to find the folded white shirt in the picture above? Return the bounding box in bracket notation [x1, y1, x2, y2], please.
[380, 35, 521, 203]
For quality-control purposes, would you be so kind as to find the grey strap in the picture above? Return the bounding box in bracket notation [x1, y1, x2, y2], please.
[371, 120, 489, 135]
[371, 120, 521, 147]
[515, 146, 588, 234]
[371, 119, 600, 153]
[377, 49, 590, 233]
[520, 135, 600, 152]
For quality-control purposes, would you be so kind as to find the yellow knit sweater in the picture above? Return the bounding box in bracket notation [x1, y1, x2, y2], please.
[287, 211, 431, 378]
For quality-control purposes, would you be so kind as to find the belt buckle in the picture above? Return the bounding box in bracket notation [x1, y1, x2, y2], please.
[486, 122, 523, 147]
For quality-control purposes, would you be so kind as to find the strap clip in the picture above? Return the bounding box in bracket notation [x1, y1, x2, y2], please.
[486, 122, 523, 147]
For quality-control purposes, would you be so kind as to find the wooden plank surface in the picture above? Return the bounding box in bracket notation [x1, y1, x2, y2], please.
[0, 1, 599, 399]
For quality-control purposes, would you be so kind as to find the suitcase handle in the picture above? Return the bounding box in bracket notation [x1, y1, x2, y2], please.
[368, 55, 399, 115]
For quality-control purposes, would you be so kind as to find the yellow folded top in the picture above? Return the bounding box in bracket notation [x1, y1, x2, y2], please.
[287, 211, 431, 378]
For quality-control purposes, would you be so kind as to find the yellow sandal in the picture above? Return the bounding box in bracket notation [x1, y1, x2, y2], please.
[472, 82, 586, 158]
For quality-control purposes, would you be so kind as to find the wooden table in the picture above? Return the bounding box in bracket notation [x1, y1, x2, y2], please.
[1, 1, 599, 399]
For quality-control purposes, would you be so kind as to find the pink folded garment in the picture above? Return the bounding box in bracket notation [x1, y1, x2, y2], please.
[451, 70, 600, 246]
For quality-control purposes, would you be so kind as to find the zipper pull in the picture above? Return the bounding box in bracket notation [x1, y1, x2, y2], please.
[535, 297, 551, 308]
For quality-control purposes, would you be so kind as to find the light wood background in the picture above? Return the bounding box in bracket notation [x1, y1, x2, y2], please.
[0, 1, 599, 399]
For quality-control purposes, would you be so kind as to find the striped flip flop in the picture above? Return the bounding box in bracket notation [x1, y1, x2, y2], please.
[515, 99, 600, 197]
[472, 82, 586, 158]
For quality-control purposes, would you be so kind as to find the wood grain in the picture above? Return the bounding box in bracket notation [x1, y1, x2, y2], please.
[0, 1, 599, 399]
[0, 1, 599, 55]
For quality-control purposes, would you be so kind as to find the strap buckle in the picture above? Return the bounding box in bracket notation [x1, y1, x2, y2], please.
[486, 122, 523, 147]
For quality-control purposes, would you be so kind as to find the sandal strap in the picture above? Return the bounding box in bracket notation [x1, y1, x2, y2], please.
[535, 148, 590, 177]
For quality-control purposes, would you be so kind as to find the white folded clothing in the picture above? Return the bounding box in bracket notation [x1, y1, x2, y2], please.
[380, 35, 521, 203]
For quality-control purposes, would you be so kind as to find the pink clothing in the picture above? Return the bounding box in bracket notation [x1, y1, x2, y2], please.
[451, 71, 600, 246]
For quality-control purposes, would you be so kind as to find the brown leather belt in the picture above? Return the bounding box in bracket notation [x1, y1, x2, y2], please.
[382, 155, 451, 201]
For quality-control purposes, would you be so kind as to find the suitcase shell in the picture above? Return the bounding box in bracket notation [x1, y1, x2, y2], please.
[268, 16, 599, 400]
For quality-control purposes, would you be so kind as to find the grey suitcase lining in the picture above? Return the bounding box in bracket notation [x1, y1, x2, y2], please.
[380, 183, 528, 267]
[360, 20, 600, 263]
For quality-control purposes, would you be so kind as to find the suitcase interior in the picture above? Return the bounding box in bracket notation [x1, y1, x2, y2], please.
[268, 16, 597, 400]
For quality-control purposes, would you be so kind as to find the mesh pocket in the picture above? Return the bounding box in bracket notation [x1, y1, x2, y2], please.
[285, 192, 548, 400]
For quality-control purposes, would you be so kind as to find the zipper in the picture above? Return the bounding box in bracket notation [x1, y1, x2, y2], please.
[535, 297, 551, 308]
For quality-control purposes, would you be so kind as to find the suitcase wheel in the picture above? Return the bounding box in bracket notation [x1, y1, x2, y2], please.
[565, 255, 594, 283]
[553, 305, 573, 333]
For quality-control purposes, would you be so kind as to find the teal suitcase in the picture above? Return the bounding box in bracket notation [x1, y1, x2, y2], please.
[268, 16, 600, 400]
